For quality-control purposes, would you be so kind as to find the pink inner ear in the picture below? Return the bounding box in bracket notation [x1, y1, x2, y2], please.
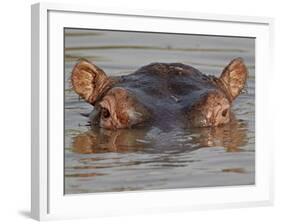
[219, 58, 248, 101]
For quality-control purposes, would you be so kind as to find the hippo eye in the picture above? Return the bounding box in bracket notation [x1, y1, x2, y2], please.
[101, 108, 110, 119]
[222, 109, 228, 117]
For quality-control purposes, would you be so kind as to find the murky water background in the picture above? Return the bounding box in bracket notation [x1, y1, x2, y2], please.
[64, 29, 255, 194]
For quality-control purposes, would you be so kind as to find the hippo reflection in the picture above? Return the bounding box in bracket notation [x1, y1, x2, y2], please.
[71, 58, 247, 129]
[71, 119, 247, 154]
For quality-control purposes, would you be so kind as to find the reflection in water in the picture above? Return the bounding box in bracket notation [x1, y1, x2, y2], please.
[72, 128, 150, 153]
[66, 118, 253, 193]
[72, 119, 247, 154]
[197, 120, 247, 152]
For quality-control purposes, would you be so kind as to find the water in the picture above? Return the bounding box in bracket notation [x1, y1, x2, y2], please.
[64, 29, 255, 194]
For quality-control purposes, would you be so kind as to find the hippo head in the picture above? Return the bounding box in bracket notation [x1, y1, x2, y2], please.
[71, 58, 247, 130]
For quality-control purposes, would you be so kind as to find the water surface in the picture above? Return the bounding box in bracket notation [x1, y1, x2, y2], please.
[64, 29, 255, 194]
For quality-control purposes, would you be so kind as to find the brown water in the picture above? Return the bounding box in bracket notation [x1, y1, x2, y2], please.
[64, 29, 255, 194]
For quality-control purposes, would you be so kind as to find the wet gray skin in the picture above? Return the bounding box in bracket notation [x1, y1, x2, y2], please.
[71, 58, 248, 131]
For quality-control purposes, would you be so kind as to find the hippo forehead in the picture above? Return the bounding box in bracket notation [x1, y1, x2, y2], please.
[113, 63, 220, 111]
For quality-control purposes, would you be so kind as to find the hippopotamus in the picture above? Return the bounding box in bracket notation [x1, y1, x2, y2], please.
[71, 58, 247, 130]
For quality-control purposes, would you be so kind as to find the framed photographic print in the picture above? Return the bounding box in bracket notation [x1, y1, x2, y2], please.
[31, 2, 274, 221]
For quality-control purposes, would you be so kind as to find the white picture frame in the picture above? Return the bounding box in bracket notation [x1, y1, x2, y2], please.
[31, 2, 274, 221]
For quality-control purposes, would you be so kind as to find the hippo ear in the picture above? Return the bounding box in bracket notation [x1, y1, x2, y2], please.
[71, 60, 114, 105]
[219, 58, 248, 101]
